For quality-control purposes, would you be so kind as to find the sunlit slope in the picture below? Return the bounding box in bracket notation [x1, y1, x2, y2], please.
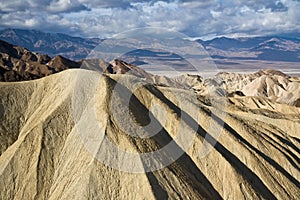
[0, 69, 299, 199]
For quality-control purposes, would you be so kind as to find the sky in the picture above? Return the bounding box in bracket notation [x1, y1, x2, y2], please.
[0, 0, 300, 39]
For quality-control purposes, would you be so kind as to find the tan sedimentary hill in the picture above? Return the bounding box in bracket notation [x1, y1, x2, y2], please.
[0, 69, 299, 199]
[241, 73, 300, 107]
[213, 69, 291, 93]
[194, 69, 300, 107]
[158, 69, 300, 106]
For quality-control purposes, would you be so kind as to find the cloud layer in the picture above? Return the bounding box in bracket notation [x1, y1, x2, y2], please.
[0, 0, 299, 38]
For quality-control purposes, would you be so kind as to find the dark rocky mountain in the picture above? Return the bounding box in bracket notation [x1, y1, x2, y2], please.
[0, 39, 81, 81]
[0, 39, 152, 82]
[0, 29, 102, 60]
[199, 37, 269, 50]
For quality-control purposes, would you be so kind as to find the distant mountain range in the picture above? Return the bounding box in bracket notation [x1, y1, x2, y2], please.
[0, 29, 102, 60]
[0, 28, 300, 64]
[197, 36, 300, 62]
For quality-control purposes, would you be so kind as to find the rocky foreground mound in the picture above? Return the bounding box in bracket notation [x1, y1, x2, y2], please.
[0, 70, 299, 199]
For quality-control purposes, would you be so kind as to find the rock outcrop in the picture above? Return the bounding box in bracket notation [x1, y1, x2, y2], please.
[0, 39, 80, 81]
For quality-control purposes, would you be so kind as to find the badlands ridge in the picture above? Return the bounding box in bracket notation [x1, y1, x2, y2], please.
[0, 68, 299, 199]
[0, 40, 299, 199]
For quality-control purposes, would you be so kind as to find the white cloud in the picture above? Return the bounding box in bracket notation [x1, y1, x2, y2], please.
[0, 0, 299, 38]
[47, 0, 89, 13]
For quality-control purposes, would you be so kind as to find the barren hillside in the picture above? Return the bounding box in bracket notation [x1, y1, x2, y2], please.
[0, 69, 299, 199]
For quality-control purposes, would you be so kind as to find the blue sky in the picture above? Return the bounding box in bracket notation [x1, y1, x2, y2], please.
[0, 0, 299, 39]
